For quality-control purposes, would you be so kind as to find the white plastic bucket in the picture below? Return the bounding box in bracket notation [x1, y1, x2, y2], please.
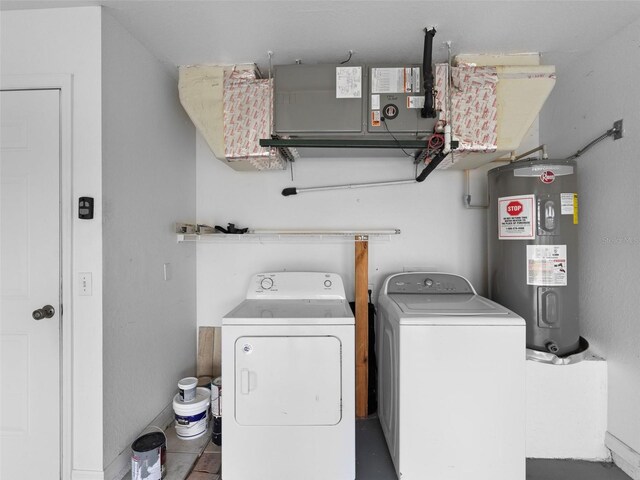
[178, 376, 198, 402]
[173, 387, 210, 439]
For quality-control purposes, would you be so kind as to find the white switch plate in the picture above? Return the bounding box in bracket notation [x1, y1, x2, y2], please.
[79, 272, 92, 296]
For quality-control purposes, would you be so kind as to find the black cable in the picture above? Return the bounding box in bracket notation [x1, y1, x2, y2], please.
[340, 51, 353, 64]
[421, 28, 437, 118]
[565, 127, 618, 160]
[381, 118, 416, 158]
[416, 150, 449, 182]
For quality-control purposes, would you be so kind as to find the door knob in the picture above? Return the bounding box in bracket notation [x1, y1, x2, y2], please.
[32, 305, 55, 320]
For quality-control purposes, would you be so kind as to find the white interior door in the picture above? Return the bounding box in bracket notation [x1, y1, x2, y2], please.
[1, 89, 61, 480]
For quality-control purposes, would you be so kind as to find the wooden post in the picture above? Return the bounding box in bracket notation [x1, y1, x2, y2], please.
[197, 326, 215, 377]
[196, 326, 222, 378]
[355, 236, 369, 418]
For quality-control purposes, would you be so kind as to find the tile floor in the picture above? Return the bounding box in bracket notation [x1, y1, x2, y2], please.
[125, 416, 631, 480]
[123, 424, 218, 480]
[184, 441, 221, 480]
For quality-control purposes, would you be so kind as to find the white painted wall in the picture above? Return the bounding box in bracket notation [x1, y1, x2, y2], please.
[1, 7, 105, 477]
[2, 8, 197, 478]
[101, 10, 196, 474]
[540, 16, 640, 457]
[196, 135, 487, 325]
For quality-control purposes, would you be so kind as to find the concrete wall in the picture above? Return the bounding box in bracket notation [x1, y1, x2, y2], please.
[540, 15, 640, 465]
[101, 10, 197, 476]
[1, 7, 105, 478]
[196, 136, 487, 325]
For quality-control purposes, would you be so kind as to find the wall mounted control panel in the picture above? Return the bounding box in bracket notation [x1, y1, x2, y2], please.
[274, 64, 436, 137]
[78, 196, 94, 219]
[247, 272, 346, 300]
[367, 65, 431, 133]
[385, 273, 475, 294]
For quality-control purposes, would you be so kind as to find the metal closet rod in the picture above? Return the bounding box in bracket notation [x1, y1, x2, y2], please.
[251, 229, 400, 235]
[281, 149, 449, 196]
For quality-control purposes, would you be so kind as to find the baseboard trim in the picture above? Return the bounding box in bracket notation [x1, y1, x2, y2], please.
[103, 402, 175, 480]
[71, 470, 104, 480]
[606, 432, 640, 480]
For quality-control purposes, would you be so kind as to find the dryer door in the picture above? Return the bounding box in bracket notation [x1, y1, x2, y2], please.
[235, 335, 342, 426]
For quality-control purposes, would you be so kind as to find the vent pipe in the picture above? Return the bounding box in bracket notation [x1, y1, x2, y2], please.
[421, 27, 437, 118]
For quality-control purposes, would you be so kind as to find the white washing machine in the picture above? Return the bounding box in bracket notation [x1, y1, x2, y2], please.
[377, 272, 525, 480]
[222, 272, 355, 480]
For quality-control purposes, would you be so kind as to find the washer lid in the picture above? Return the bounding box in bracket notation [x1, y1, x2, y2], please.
[388, 293, 524, 326]
[223, 299, 355, 325]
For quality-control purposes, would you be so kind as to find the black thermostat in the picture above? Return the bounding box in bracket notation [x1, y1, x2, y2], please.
[78, 197, 94, 219]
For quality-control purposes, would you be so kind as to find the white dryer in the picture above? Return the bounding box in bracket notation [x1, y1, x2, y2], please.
[377, 272, 525, 480]
[222, 272, 355, 480]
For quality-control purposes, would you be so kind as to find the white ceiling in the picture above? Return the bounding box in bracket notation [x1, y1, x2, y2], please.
[4, 0, 640, 74]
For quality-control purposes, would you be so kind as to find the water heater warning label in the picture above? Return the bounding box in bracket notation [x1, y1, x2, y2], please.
[527, 245, 568, 286]
[498, 194, 536, 240]
[560, 193, 576, 214]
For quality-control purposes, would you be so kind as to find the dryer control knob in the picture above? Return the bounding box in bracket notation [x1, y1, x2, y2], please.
[260, 277, 274, 290]
[424, 278, 434, 287]
[324, 280, 332, 288]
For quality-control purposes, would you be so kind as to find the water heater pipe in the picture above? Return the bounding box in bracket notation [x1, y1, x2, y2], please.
[443, 125, 452, 154]
[444, 41, 454, 155]
[510, 144, 548, 162]
[421, 27, 437, 119]
[463, 169, 489, 209]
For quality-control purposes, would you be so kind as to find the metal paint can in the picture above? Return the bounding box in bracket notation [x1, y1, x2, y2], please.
[211, 377, 222, 445]
[178, 376, 198, 402]
[210, 377, 222, 416]
[197, 376, 212, 389]
[212, 415, 222, 446]
[131, 430, 166, 480]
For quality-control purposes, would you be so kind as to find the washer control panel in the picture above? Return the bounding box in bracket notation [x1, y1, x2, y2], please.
[260, 277, 274, 290]
[386, 273, 474, 294]
[247, 272, 346, 300]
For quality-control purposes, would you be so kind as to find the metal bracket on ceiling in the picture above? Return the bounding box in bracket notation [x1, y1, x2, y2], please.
[267, 50, 274, 79]
[270, 135, 296, 163]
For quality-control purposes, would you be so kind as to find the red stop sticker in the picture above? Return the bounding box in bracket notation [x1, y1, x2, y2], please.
[540, 170, 555, 183]
[506, 201, 523, 216]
